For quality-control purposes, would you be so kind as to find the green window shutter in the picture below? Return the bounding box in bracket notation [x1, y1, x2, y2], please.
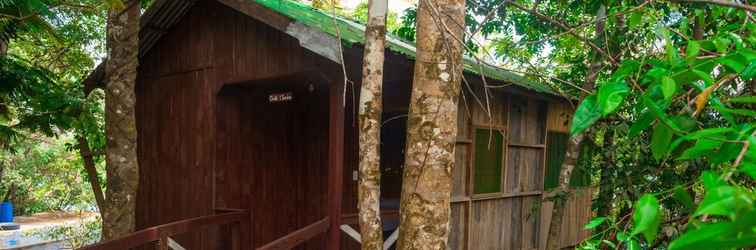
[545, 131, 591, 190]
[545, 132, 568, 190]
[473, 129, 503, 194]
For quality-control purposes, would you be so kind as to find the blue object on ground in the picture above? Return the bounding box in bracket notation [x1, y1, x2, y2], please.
[0, 202, 13, 223]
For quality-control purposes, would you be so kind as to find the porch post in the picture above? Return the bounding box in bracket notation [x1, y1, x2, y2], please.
[327, 79, 345, 250]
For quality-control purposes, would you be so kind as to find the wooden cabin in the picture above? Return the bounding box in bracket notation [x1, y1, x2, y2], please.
[83, 0, 593, 249]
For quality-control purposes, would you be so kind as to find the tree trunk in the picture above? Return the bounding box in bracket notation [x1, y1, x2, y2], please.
[545, 5, 605, 250]
[595, 129, 615, 233]
[102, 0, 140, 240]
[77, 136, 107, 212]
[0, 38, 7, 57]
[396, 0, 465, 249]
[357, 0, 388, 248]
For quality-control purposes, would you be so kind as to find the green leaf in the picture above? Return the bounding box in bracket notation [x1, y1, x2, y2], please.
[742, 163, 756, 179]
[628, 11, 643, 29]
[718, 107, 756, 117]
[672, 116, 697, 132]
[617, 232, 628, 241]
[720, 52, 748, 73]
[742, 61, 756, 80]
[727, 95, 756, 103]
[643, 68, 668, 86]
[677, 139, 722, 160]
[669, 127, 732, 153]
[692, 69, 714, 86]
[570, 95, 601, 136]
[673, 186, 695, 211]
[740, 162, 756, 179]
[597, 80, 630, 115]
[668, 222, 732, 250]
[611, 60, 641, 81]
[584, 217, 607, 229]
[628, 111, 655, 137]
[661, 76, 676, 99]
[686, 40, 701, 60]
[693, 185, 752, 219]
[651, 123, 674, 160]
[642, 95, 680, 131]
[701, 171, 726, 189]
[631, 194, 661, 243]
[714, 37, 731, 53]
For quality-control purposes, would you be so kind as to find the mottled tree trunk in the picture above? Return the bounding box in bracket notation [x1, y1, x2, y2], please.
[77, 136, 107, 212]
[357, 0, 388, 249]
[545, 133, 584, 250]
[396, 0, 465, 249]
[103, 0, 140, 240]
[545, 5, 605, 250]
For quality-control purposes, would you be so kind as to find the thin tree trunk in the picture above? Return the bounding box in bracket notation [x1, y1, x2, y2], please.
[0, 38, 7, 57]
[545, 5, 606, 250]
[103, 0, 140, 240]
[357, 0, 388, 248]
[396, 0, 465, 249]
[77, 136, 107, 212]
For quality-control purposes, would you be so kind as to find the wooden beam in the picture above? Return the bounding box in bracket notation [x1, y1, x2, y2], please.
[326, 77, 346, 250]
[216, 0, 291, 32]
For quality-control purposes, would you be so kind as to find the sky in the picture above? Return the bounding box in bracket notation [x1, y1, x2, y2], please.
[338, 0, 415, 14]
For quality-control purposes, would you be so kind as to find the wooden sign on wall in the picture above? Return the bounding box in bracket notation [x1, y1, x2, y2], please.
[269, 92, 294, 103]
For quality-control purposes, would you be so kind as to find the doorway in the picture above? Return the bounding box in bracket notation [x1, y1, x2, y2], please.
[215, 75, 330, 249]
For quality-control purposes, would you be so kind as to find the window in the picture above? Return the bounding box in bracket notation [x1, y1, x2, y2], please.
[473, 129, 504, 194]
[544, 131, 590, 190]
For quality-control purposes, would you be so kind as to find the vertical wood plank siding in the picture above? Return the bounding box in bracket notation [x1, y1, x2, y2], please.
[136, 1, 338, 249]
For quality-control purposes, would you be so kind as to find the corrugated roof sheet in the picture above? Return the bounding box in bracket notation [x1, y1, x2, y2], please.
[87, 0, 558, 96]
[253, 0, 557, 95]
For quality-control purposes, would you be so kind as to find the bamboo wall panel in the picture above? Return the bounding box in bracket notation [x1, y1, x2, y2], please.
[539, 188, 593, 249]
[546, 101, 573, 133]
[508, 96, 547, 145]
[449, 203, 468, 250]
[458, 95, 472, 139]
[470, 199, 507, 250]
[470, 90, 507, 128]
[505, 148, 545, 193]
[453, 146, 470, 198]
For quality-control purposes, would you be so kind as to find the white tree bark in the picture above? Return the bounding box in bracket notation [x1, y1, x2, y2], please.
[396, 0, 465, 249]
[357, 0, 389, 249]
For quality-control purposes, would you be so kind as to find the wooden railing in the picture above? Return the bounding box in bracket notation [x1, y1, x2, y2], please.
[256, 217, 329, 250]
[78, 208, 249, 250]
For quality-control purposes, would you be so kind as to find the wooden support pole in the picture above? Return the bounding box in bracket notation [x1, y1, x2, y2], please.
[327, 78, 345, 250]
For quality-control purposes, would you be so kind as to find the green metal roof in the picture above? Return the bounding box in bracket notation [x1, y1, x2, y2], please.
[253, 0, 557, 95]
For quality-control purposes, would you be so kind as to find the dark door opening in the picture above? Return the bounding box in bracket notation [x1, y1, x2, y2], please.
[215, 76, 329, 249]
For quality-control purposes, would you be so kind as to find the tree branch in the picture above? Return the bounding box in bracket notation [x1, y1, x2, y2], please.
[677, 0, 756, 13]
[506, 1, 619, 66]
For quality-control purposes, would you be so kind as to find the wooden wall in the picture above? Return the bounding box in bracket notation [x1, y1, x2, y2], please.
[539, 101, 593, 249]
[446, 85, 593, 250]
[448, 84, 547, 250]
[135, 0, 340, 249]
